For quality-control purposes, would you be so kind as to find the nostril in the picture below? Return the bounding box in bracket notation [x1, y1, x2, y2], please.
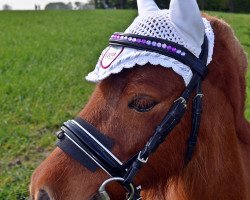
[37, 189, 50, 200]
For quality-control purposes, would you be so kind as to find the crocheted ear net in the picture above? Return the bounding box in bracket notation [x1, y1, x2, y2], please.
[86, 10, 214, 86]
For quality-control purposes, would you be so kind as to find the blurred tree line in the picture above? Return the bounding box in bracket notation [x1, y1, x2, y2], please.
[96, 0, 250, 13]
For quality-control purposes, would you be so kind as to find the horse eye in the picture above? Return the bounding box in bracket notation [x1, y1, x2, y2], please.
[128, 96, 157, 113]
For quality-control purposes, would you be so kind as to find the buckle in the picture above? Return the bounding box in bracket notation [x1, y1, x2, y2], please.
[194, 93, 204, 100]
[174, 97, 187, 108]
[98, 177, 136, 200]
[55, 130, 64, 139]
[137, 151, 148, 163]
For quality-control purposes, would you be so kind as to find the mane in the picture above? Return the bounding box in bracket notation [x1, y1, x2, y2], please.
[204, 14, 250, 144]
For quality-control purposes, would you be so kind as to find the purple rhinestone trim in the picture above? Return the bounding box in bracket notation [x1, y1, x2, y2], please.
[162, 43, 167, 49]
[146, 40, 151, 45]
[111, 34, 186, 57]
[136, 38, 141, 43]
[176, 50, 182, 54]
[171, 48, 177, 52]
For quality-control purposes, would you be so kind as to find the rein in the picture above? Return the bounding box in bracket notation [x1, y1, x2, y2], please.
[56, 32, 209, 200]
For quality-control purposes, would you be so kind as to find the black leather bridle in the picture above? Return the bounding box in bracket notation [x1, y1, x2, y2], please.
[55, 32, 209, 200]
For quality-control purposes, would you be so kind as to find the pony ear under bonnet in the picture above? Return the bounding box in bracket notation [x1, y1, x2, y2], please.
[86, 0, 214, 86]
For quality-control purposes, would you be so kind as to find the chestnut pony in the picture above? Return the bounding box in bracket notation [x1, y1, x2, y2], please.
[30, 7, 250, 200]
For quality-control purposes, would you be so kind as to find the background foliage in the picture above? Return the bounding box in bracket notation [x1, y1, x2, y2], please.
[0, 10, 249, 199]
[99, 0, 250, 13]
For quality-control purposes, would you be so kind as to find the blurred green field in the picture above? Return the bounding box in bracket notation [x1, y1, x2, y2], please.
[0, 10, 249, 199]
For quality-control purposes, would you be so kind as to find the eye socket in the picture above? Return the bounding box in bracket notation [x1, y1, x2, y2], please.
[128, 96, 158, 113]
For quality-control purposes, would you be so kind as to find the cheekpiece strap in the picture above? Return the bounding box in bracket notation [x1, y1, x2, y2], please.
[109, 32, 209, 79]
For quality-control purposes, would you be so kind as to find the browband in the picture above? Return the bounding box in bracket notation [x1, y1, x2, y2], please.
[109, 32, 209, 79]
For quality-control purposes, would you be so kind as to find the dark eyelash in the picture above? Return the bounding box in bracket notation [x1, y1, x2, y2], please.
[128, 97, 157, 112]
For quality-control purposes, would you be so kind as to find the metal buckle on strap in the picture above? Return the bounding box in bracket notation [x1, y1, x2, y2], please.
[174, 97, 187, 108]
[55, 130, 64, 139]
[98, 177, 137, 200]
[137, 151, 148, 163]
[194, 93, 204, 100]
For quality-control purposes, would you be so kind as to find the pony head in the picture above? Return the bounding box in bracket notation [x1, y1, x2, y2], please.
[30, 0, 250, 200]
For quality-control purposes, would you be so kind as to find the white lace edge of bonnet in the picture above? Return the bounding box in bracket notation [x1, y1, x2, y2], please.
[85, 18, 214, 86]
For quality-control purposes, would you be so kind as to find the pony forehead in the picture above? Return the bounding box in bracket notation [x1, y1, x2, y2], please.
[86, 10, 214, 86]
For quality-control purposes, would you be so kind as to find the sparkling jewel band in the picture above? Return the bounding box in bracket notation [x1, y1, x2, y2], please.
[110, 34, 186, 57]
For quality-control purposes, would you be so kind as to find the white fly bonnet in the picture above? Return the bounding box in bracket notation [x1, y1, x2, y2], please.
[86, 0, 214, 86]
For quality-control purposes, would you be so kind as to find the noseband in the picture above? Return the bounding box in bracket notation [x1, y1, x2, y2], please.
[56, 32, 209, 199]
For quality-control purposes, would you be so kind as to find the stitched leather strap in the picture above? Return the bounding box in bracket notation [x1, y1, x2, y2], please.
[109, 33, 209, 79]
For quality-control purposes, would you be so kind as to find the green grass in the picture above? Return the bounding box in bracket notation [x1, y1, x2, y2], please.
[0, 10, 249, 199]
